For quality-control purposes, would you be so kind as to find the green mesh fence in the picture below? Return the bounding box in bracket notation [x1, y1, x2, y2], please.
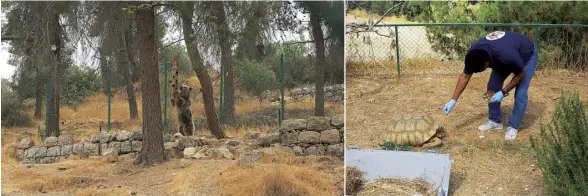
[347, 23, 588, 76]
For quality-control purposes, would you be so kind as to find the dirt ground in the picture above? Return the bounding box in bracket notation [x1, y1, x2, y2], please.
[1, 128, 343, 196]
[346, 69, 588, 196]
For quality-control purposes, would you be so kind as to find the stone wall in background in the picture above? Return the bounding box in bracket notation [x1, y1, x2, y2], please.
[16, 114, 344, 165]
[260, 84, 344, 103]
[254, 114, 344, 157]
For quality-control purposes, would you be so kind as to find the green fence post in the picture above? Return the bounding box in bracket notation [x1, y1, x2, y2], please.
[45, 75, 50, 139]
[534, 27, 539, 66]
[394, 25, 400, 76]
[219, 65, 224, 124]
[163, 59, 168, 131]
[280, 53, 285, 122]
[107, 68, 111, 133]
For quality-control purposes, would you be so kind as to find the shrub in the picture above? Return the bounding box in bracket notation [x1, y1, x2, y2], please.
[345, 166, 366, 195]
[237, 59, 279, 96]
[531, 91, 588, 195]
[1, 79, 33, 127]
[61, 66, 102, 108]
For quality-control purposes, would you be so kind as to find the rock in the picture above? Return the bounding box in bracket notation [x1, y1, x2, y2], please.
[260, 147, 277, 156]
[120, 141, 132, 153]
[183, 147, 197, 158]
[257, 133, 280, 147]
[280, 119, 307, 131]
[131, 130, 143, 141]
[330, 114, 344, 128]
[99, 133, 112, 143]
[268, 128, 281, 135]
[320, 129, 341, 144]
[162, 134, 174, 142]
[298, 131, 320, 144]
[178, 137, 195, 150]
[97, 184, 106, 189]
[203, 138, 219, 146]
[174, 133, 183, 138]
[16, 149, 24, 159]
[44, 137, 58, 147]
[106, 142, 120, 153]
[61, 145, 73, 156]
[20, 138, 34, 149]
[57, 135, 74, 145]
[72, 143, 84, 155]
[164, 142, 178, 150]
[226, 140, 240, 147]
[57, 166, 69, 171]
[132, 141, 142, 152]
[20, 158, 35, 164]
[83, 143, 99, 156]
[327, 144, 344, 157]
[244, 132, 261, 140]
[305, 145, 326, 156]
[35, 147, 47, 158]
[116, 131, 131, 141]
[238, 151, 260, 166]
[217, 146, 233, 159]
[24, 147, 36, 159]
[180, 158, 190, 168]
[90, 135, 101, 143]
[46, 146, 61, 157]
[41, 157, 56, 164]
[192, 151, 206, 160]
[306, 117, 331, 131]
[119, 153, 136, 160]
[293, 146, 304, 156]
[102, 147, 119, 163]
[281, 131, 299, 145]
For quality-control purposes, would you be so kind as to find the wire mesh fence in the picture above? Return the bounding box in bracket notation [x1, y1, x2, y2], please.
[346, 23, 588, 77]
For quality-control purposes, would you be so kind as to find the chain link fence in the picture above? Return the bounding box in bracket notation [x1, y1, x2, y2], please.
[347, 23, 588, 77]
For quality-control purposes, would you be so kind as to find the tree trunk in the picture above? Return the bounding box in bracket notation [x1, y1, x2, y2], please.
[34, 72, 43, 120]
[209, 2, 235, 124]
[179, 2, 226, 139]
[47, 6, 62, 137]
[134, 6, 166, 165]
[125, 19, 141, 83]
[310, 7, 325, 116]
[98, 46, 109, 96]
[115, 9, 138, 120]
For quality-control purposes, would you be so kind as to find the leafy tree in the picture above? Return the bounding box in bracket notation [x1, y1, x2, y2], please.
[1, 79, 33, 127]
[237, 59, 279, 96]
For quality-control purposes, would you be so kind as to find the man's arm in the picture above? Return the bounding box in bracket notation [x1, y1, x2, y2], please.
[502, 69, 526, 94]
[451, 72, 472, 100]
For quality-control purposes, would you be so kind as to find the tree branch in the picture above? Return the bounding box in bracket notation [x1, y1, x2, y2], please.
[161, 38, 185, 49]
[282, 36, 331, 45]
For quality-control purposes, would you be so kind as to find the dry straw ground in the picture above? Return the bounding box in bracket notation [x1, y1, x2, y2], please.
[346, 65, 588, 195]
[2, 75, 343, 196]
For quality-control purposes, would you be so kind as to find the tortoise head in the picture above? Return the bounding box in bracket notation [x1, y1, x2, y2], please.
[435, 125, 447, 139]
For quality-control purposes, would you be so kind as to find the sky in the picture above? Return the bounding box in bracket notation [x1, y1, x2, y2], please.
[0, 6, 311, 81]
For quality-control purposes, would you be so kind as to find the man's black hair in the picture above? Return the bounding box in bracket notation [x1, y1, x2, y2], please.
[465, 49, 490, 73]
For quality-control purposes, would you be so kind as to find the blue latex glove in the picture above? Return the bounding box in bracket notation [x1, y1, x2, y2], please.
[489, 91, 505, 103]
[443, 99, 457, 114]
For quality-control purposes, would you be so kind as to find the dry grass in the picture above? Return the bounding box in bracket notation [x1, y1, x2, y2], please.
[346, 9, 414, 24]
[358, 178, 435, 196]
[345, 166, 366, 196]
[346, 68, 588, 195]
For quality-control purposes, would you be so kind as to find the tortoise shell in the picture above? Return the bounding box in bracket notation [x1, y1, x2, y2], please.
[380, 114, 445, 146]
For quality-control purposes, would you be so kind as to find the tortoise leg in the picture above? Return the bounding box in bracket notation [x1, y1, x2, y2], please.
[422, 138, 443, 148]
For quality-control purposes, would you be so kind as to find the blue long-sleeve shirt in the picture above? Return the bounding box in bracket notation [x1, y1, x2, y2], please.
[464, 31, 535, 75]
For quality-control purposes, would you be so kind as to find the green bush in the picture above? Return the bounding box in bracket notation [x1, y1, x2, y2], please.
[237, 59, 279, 96]
[61, 66, 102, 107]
[531, 91, 588, 195]
[1, 79, 33, 127]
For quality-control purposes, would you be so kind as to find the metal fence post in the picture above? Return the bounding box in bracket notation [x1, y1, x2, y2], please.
[394, 25, 400, 76]
[45, 74, 50, 139]
[280, 53, 285, 122]
[107, 67, 111, 133]
[534, 27, 539, 66]
[163, 59, 168, 131]
[219, 65, 224, 124]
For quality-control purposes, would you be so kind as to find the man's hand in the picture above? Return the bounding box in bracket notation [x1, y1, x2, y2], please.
[489, 91, 505, 103]
[443, 99, 457, 114]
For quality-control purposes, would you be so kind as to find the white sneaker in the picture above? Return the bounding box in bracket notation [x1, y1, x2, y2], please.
[478, 120, 503, 131]
[505, 127, 518, 142]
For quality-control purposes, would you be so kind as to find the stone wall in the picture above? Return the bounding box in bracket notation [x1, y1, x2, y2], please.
[17, 130, 144, 164]
[16, 114, 344, 164]
[255, 114, 344, 157]
[290, 84, 344, 102]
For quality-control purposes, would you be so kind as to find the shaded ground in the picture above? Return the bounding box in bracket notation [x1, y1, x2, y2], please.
[346, 69, 588, 195]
